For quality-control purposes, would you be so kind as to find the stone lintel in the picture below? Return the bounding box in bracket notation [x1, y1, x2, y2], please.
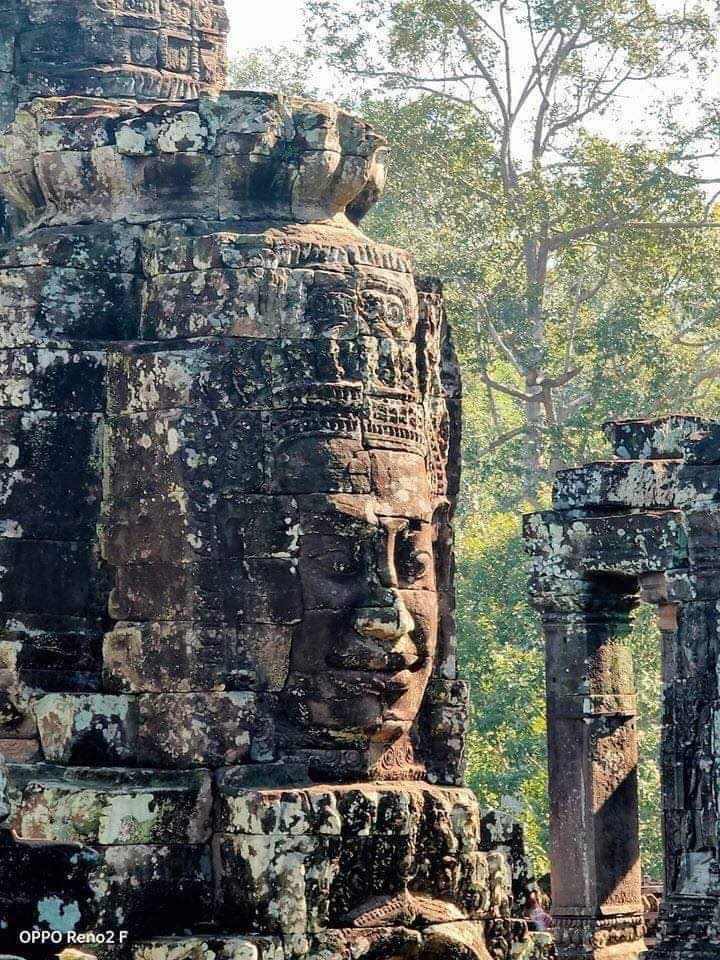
[526, 509, 688, 580]
[553, 460, 680, 511]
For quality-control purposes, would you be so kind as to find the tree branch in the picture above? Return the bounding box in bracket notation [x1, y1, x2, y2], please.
[473, 426, 530, 458]
[481, 370, 540, 402]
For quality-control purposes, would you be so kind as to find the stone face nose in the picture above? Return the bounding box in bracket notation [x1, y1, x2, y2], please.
[353, 589, 415, 643]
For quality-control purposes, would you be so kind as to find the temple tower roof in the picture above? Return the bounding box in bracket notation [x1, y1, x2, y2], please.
[0, 0, 230, 129]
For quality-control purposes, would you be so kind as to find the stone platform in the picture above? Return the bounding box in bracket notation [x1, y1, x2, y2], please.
[1, 776, 545, 959]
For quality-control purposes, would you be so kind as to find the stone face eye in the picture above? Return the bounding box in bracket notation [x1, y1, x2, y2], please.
[395, 522, 434, 588]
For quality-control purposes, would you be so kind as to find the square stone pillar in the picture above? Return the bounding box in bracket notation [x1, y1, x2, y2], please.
[534, 577, 645, 960]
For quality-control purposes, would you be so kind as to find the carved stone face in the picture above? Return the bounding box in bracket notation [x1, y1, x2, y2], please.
[287, 482, 440, 748]
[259, 261, 457, 777]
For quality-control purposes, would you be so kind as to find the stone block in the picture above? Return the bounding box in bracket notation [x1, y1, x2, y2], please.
[100, 493, 300, 566]
[553, 459, 679, 510]
[34, 691, 258, 767]
[106, 339, 272, 414]
[604, 415, 714, 460]
[136, 691, 257, 767]
[213, 832, 342, 935]
[676, 466, 720, 508]
[89, 843, 214, 933]
[0, 829, 101, 948]
[105, 409, 264, 502]
[525, 509, 688, 578]
[110, 559, 302, 623]
[103, 621, 231, 693]
[0, 411, 102, 539]
[12, 767, 212, 843]
[142, 266, 311, 340]
[0, 265, 141, 344]
[0, 614, 102, 689]
[0, 348, 106, 412]
[265, 432, 371, 495]
[0, 540, 109, 617]
[0, 737, 39, 760]
[102, 620, 293, 694]
[34, 693, 139, 765]
[0, 222, 141, 272]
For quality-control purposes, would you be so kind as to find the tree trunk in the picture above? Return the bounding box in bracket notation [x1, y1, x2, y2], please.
[522, 369, 545, 505]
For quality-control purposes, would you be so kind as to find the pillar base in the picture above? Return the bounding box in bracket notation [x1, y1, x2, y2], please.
[552, 915, 646, 960]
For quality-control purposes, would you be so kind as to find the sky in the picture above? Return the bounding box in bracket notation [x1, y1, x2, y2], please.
[226, 0, 304, 57]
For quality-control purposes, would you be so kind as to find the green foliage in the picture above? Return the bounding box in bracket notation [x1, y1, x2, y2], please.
[226, 44, 320, 97]
[628, 606, 663, 880]
[457, 509, 549, 871]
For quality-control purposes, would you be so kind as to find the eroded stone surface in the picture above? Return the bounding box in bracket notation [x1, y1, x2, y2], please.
[0, 0, 228, 126]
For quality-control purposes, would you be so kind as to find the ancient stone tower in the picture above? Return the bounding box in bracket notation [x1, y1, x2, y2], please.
[525, 415, 720, 960]
[0, 3, 550, 959]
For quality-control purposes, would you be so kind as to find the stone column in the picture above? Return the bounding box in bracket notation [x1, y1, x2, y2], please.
[531, 575, 645, 960]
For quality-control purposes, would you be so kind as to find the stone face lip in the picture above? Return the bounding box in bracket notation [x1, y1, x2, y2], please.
[0, 92, 389, 231]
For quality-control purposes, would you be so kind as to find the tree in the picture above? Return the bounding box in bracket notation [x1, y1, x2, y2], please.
[226, 43, 321, 97]
[304, 0, 720, 502]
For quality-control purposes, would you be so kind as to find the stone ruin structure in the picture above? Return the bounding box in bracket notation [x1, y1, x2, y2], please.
[0, 3, 552, 959]
[0, 0, 229, 128]
[525, 415, 720, 960]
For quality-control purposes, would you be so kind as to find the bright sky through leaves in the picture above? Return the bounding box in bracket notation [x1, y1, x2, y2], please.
[226, 0, 304, 57]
